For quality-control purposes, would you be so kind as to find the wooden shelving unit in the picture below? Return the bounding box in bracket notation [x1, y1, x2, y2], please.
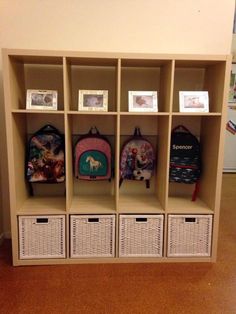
[2, 49, 231, 265]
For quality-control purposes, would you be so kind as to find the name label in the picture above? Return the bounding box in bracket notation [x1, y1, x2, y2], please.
[173, 144, 193, 150]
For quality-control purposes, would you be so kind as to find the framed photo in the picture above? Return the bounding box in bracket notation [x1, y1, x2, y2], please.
[26, 89, 58, 110]
[78, 90, 108, 111]
[229, 64, 236, 103]
[128, 91, 158, 112]
[179, 91, 209, 113]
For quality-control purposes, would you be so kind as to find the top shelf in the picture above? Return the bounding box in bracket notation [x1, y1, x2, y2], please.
[3, 48, 229, 60]
[3, 49, 229, 114]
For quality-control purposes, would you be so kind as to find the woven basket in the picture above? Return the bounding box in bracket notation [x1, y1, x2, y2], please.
[18, 215, 66, 259]
[70, 215, 115, 258]
[167, 214, 213, 257]
[119, 214, 164, 257]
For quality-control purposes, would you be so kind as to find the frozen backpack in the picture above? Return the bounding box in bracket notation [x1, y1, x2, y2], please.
[169, 125, 201, 200]
[120, 127, 155, 188]
[26, 124, 65, 183]
[74, 127, 112, 180]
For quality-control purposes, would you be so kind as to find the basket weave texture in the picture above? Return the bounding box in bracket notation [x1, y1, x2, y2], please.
[70, 215, 115, 258]
[19, 215, 66, 259]
[119, 214, 164, 257]
[167, 214, 213, 257]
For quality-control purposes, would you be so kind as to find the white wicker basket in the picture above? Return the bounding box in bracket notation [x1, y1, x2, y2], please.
[18, 215, 66, 259]
[119, 214, 164, 257]
[70, 215, 115, 258]
[167, 214, 213, 257]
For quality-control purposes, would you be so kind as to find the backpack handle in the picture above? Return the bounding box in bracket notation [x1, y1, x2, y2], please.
[34, 124, 61, 135]
[88, 126, 100, 135]
[133, 127, 142, 137]
[172, 125, 193, 135]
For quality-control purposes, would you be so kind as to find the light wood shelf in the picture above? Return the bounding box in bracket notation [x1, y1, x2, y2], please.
[167, 196, 212, 214]
[17, 196, 66, 214]
[2, 48, 231, 265]
[119, 195, 164, 213]
[172, 112, 222, 116]
[70, 195, 115, 214]
[11, 109, 65, 114]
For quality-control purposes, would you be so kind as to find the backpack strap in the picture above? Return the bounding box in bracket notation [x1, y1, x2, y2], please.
[119, 177, 123, 188]
[192, 180, 200, 201]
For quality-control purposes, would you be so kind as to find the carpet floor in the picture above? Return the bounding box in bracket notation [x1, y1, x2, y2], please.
[0, 174, 236, 314]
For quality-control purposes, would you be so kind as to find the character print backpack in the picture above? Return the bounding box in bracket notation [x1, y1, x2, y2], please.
[120, 127, 155, 188]
[26, 124, 65, 183]
[74, 127, 112, 180]
[169, 125, 201, 200]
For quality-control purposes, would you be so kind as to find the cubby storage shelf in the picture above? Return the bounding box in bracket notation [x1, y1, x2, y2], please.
[167, 196, 213, 214]
[118, 195, 164, 214]
[120, 112, 169, 116]
[172, 112, 222, 116]
[2, 48, 231, 265]
[17, 197, 66, 215]
[11, 109, 65, 114]
[68, 111, 117, 116]
[70, 195, 116, 214]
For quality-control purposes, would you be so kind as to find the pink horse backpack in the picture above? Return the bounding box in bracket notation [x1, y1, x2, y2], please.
[74, 127, 112, 180]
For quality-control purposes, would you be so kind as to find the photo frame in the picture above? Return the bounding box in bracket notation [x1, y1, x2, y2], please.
[78, 90, 108, 112]
[26, 89, 58, 110]
[229, 64, 236, 103]
[128, 91, 158, 112]
[179, 91, 209, 113]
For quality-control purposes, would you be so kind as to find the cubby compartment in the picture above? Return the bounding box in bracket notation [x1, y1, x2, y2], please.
[119, 214, 164, 257]
[18, 215, 66, 259]
[120, 59, 173, 112]
[119, 115, 169, 213]
[70, 214, 115, 258]
[167, 214, 213, 257]
[7, 55, 64, 111]
[11, 112, 66, 214]
[168, 115, 221, 213]
[65, 57, 118, 112]
[173, 60, 226, 113]
[66, 114, 118, 213]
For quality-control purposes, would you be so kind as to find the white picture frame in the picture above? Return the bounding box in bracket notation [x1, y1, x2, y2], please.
[26, 89, 58, 110]
[179, 91, 209, 113]
[78, 90, 108, 112]
[228, 64, 236, 103]
[128, 91, 158, 112]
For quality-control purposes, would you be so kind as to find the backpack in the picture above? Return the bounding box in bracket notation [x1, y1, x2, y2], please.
[74, 127, 112, 180]
[169, 125, 201, 199]
[120, 127, 155, 188]
[26, 124, 65, 183]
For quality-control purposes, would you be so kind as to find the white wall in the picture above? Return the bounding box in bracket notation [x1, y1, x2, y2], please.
[0, 0, 235, 235]
[0, 0, 235, 54]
